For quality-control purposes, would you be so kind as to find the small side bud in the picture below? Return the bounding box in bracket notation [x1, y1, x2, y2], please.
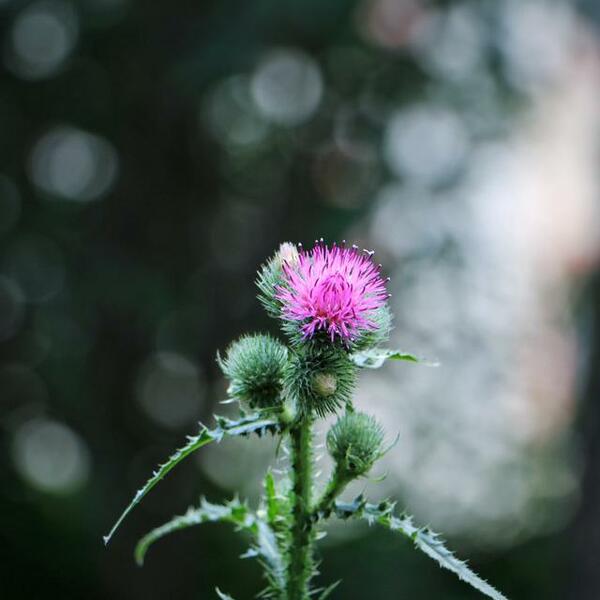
[276, 242, 300, 266]
[256, 242, 299, 318]
[218, 334, 288, 409]
[327, 412, 385, 478]
[283, 345, 357, 418]
[312, 372, 337, 397]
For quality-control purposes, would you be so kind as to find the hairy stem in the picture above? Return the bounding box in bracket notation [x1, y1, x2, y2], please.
[313, 470, 350, 518]
[286, 419, 314, 600]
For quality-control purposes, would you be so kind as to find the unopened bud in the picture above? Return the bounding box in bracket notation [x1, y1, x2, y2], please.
[283, 345, 357, 418]
[312, 372, 337, 397]
[256, 242, 299, 318]
[327, 412, 385, 478]
[218, 334, 288, 409]
[276, 242, 300, 267]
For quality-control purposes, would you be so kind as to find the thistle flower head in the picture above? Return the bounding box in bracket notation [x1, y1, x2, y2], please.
[276, 241, 389, 344]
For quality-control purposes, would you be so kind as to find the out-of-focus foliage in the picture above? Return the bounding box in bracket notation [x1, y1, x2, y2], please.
[0, 0, 598, 598]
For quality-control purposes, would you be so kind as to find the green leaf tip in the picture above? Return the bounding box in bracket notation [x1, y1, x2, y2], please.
[350, 348, 439, 369]
[334, 498, 507, 600]
[135, 498, 254, 566]
[134, 497, 285, 597]
[316, 580, 341, 599]
[103, 413, 280, 546]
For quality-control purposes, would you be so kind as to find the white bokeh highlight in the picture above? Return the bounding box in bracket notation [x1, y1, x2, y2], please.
[6, 0, 78, 81]
[30, 126, 118, 202]
[251, 48, 323, 126]
[12, 418, 90, 494]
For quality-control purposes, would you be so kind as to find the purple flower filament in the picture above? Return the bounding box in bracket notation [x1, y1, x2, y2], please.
[276, 242, 389, 343]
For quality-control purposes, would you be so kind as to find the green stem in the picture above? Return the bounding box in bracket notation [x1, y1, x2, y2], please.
[286, 419, 314, 600]
[313, 470, 350, 518]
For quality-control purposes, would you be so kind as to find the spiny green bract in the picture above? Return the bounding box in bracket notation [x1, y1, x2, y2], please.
[351, 303, 393, 351]
[219, 334, 288, 409]
[327, 412, 384, 478]
[256, 242, 299, 318]
[281, 303, 393, 352]
[283, 344, 357, 417]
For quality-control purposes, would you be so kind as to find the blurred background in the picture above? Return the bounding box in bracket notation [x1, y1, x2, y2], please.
[0, 0, 599, 598]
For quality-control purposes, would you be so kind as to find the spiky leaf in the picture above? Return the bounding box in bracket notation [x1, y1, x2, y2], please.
[315, 580, 341, 599]
[135, 498, 286, 596]
[350, 348, 438, 369]
[255, 520, 286, 593]
[135, 498, 255, 565]
[263, 471, 290, 532]
[334, 498, 507, 600]
[104, 413, 280, 545]
[260, 470, 292, 580]
[216, 588, 236, 599]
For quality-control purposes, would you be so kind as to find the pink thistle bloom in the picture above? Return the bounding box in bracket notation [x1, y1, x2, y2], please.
[276, 241, 390, 343]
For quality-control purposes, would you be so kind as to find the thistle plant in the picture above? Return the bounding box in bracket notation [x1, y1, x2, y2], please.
[105, 240, 507, 600]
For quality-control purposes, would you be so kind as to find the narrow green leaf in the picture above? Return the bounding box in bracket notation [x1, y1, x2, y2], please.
[259, 470, 291, 598]
[135, 498, 254, 565]
[134, 497, 286, 596]
[316, 580, 341, 599]
[104, 413, 279, 545]
[334, 499, 507, 600]
[350, 348, 438, 369]
[263, 471, 290, 531]
[264, 471, 279, 525]
[216, 588, 236, 599]
[255, 520, 286, 591]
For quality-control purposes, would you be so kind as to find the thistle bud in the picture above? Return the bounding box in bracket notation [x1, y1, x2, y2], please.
[218, 334, 288, 409]
[276, 242, 300, 266]
[312, 372, 337, 397]
[326, 412, 385, 478]
[256, 242, 299, 318]
[283, 345, 357, 417]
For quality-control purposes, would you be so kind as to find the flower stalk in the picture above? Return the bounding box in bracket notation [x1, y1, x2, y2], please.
[286, 419, 314, 600]
[313, 470, 350, 519]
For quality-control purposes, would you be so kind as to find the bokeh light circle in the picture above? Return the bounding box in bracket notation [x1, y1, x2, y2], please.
[384, 105, 469, 185]
[12, 418, 90, 494]
[6, 0, 79, 81]
[135, 352, 205, 429]
[251, 48, 323, 126]
[29, 125, 118, 202]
